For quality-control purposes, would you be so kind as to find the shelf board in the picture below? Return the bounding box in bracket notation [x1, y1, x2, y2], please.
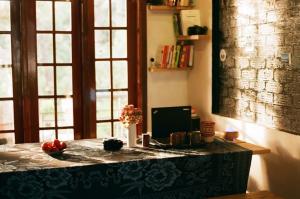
[148, 5, 194, 11]
[148, 66, 192, 72]
[177, 34, 209, 41]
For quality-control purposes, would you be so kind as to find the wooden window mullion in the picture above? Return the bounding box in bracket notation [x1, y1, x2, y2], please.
[109, 0, 114, 137]
[21, 0, 39, 143]
[52, 0, 59, 138]
[81, 0, 96, 138]
[11, 0, 23, 143]
[72, 0, 83, 140]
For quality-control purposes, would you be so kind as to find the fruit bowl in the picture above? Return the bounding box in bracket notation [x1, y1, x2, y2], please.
[43, 149, 65, 156]
[41, 139, 67, 156]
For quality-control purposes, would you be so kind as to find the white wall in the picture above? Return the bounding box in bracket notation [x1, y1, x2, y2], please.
[147, 1, 300, 198]
[147, 10, 190, 131]
[189, 1, 300, 199]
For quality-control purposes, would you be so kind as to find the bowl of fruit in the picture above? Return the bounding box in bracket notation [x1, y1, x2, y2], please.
[41, 139, 67, 156]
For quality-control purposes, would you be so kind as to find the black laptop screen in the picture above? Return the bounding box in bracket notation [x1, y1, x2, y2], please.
[151, 106, 191, 139]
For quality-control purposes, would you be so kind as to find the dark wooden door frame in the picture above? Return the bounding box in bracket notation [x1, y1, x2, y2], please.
[212, 0, 220, 114]
[81, 0, 96, 138]
[10, 0, 23, 143]
[21, 0, 39, 143]
[137, 0, 148, 134]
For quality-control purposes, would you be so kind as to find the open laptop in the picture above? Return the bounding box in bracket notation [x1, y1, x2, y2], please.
[151, 106, 191, 146]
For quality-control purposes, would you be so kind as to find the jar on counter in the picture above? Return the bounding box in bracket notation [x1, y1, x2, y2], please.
[142, 133, 150, 147]
[189, 131, 201, 145]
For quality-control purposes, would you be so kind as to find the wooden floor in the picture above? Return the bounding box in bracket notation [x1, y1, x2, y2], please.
[208, 191, 284, 199]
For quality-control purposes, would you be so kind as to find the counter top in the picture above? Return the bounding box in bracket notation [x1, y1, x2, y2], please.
[0, 138, 253, 199]
[0, 138, 250, 174]
[215, 132, 271, 155]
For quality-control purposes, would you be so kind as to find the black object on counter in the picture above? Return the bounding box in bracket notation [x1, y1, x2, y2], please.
[103, 139, 123, 151]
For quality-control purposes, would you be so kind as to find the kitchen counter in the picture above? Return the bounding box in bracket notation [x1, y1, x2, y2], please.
[0, 138, 252, 199]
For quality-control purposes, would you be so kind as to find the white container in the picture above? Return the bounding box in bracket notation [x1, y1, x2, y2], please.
[127, 124, 137, 147]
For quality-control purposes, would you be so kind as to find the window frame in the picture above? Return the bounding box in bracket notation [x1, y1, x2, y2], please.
[2, 0, 146, 143]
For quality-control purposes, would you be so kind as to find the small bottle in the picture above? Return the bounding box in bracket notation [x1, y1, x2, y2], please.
[142, 133, 150, 147]
[150, 58, 155, 67]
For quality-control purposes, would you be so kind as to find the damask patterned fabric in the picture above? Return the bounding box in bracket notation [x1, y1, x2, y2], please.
[0, 138, 252, 199]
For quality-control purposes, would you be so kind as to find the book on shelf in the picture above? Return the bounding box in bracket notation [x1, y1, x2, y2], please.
[155, 45, 172, 68]
[188, 45, 194, 67]
[164, 0, 191, 6]
[174, 45, 181, 68]
[149, 0, 194, 7]
[173, 13, 183, 36]
[184, 45, 190, 68]
[167, 45, 175, 68]
[161, 45, 169, 68]
[180, 9, 201, 35]
[171, 45, 177, 67]
[179, 45, 187, 68]
[178, 45, 192, 68]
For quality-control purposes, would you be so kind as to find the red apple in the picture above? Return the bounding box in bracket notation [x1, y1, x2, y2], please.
[41, 142, 50, 151]
[51, 146, 59, 152]
[59, 141, 67, 150]
[53, 139, 61, 148]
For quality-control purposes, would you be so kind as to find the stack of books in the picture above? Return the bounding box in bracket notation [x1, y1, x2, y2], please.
[155, 44, 194, 69]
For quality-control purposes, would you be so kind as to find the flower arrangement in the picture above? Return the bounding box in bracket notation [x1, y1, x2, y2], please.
[119, 104, 142, 128]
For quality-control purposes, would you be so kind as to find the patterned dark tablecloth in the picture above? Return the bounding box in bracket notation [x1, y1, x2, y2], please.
[0, 138, 252, 199]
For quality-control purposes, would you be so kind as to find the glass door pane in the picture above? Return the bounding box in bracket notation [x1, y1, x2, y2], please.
[36, 1, 53, 31]
[55, 2, 71, 31]
[0, 1, 15, 136]
[111, 0, 127, 27]
[94, 0, 129, 139]
[0, 1, 11, 31]
[0, 66, 13, 98]
[0, 101, 14, 131]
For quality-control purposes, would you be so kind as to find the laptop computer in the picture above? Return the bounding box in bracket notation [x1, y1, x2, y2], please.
[151, 106, 191, 140]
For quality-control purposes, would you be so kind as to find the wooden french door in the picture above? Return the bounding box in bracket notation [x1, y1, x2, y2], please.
[34, 0, 82, 142]
[83, 0, 137, 139]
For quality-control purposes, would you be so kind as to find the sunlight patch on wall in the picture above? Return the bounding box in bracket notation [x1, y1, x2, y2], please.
[217, 0, 300, 135]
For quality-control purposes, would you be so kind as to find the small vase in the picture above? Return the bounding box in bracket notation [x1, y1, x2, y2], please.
[127, 124, 137, 147]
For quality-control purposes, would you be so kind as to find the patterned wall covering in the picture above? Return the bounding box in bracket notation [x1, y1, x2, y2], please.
[217, 0, 300, 135]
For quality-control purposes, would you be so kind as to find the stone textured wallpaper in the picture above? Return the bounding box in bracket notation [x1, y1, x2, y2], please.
[218, 0, 300, 135]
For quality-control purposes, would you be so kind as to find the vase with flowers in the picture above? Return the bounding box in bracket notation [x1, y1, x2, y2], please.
[119, 104, 142, 147]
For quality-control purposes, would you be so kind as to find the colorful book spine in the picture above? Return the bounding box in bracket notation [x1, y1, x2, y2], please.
[184, 45, 190, 68]
[188, 45, 194, 67]
[171, 45, 177, 68]
[168, 45, 174, 68]
[174, 45, 181, 68]
[161, 45, 169, 68]
[179, 45, 187, 68]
